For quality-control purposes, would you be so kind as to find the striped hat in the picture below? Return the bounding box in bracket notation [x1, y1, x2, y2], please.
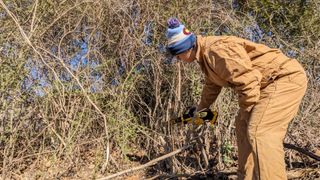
[166, 18, 196, 55]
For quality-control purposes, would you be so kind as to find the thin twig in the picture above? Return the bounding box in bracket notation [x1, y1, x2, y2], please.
[38, 0, 95, 37]
[29, 0, 38, 37]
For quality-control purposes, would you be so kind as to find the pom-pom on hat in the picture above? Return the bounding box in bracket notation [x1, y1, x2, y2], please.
[166, 18, 196, 55]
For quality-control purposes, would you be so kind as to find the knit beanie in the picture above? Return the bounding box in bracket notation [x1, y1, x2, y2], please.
[166, 18, 196, 55]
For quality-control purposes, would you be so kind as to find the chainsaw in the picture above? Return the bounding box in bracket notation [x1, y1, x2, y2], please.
[171, 108, 218, 126]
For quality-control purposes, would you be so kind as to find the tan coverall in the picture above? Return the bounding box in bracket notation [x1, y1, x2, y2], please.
[195, 36, 307, 180]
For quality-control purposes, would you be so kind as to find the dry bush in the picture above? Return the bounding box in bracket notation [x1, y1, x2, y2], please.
[0, 0, 319, 179]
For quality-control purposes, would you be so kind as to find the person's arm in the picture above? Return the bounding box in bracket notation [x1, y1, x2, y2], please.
[210, 42, 262, 112]
[197, 77, 222, 111]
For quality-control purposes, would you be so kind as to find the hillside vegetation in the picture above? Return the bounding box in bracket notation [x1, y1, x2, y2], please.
[0, 0, 319, 179]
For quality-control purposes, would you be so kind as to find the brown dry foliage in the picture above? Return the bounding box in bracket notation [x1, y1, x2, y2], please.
[0, 0, 319, 179]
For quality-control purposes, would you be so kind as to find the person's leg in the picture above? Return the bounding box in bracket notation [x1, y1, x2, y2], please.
[235, 114, 255, 180]
[247, 71, 307, 180]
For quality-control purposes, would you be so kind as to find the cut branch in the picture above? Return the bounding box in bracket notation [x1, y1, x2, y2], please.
[97, 143, 194, 180]
[284, 143, 320, 161]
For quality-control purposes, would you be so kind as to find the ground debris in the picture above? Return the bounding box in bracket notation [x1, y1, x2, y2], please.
[287, 168, 320, 180]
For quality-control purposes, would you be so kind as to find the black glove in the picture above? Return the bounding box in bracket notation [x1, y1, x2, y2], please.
[198, 108, 217, 122]
[183, 106, 197, 119]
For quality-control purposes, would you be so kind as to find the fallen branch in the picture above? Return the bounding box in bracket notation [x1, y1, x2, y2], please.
[284, 143, 320, 161]
[98, 125, 208, 180]
[97, 143, 194, 180]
